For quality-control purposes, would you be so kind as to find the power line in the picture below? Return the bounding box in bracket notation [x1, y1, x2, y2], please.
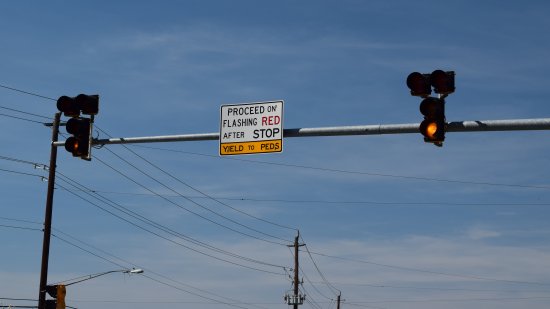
[0, 167, 46, 180]
[300, 242, 340, 297]
[56, 187, 550, 208]
[55, 170, 287, 270]
[345, 296, 550, 304]
[0, 112, 46, 124]
[98, 126, 297, 232]
[141, 274, 253, 309]
[311, 281, 550, 293]
[307, 250, 550, 286]
[51, 233, 128, 269]
[93, 151, 291, 246]
[49, 228, 269, 309]
[0, 224, 42, 232]
[54, 177, 287, 275]
[0, 104, 51, 119]
[135, 144, 550, 190]
[0, 83, 56, 101]
[0, 155, 47, 169]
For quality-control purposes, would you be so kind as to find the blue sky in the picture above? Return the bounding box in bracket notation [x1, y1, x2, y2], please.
[1, 1, 550, 309]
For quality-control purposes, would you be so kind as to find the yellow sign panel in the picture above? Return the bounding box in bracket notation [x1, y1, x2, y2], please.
[220, 140, 282, 155]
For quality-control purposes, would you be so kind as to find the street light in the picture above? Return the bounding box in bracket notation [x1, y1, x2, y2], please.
[53, 268, 144, 287]
[45, 269, 143, 309]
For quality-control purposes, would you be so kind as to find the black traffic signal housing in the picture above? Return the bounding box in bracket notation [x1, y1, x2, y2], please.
[419, 97, 446, 147]
[56, 94, 99, 160]
[65, 117, 92, 158]
[406, 72, 432, 97]
[406, 70, 454, 147]
[45, 284, 66, 309]
[56, 94, 99, 117]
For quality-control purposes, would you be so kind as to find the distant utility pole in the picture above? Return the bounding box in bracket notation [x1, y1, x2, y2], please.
[285, 231, 305, 309]
[337, 292, 343, 309]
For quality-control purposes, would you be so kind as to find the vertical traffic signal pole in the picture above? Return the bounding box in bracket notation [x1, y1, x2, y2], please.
[38, 112, 61, 309]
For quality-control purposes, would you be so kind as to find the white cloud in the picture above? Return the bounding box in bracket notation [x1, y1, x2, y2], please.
[466, 226, 502, 240]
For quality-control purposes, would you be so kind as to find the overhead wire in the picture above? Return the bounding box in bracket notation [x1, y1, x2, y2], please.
[300, 235, 340, 297]
[54, 178, 287, 275]
[92, 151, 291, 246]
[98, 127, 296, 232]
[134, 144, 550, 191]
[0, 223, 42, 232]
[56, 170, 287, 269]
[95, 127, 295, 242]
[344, 295, 550, 305]
[56, 164, 288, 269]
[56, 187, 550, 207]
[307, 250, 550, 286]
[0, 112, 46, 124]
[0, 152, 290, 275]
[0, 104, 51, 120]
[0, 167, 46, 180]
[0, 83, 56, 101]
[46, 224, 274, 309]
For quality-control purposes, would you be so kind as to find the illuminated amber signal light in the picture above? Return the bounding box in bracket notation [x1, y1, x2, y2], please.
[419, 97, 446, 146]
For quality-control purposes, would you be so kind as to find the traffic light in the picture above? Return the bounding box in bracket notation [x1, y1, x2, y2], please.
[56, 94, 99, 160]
[45, 284, 66, 309]
[406, 72, 431, 97]
[56, 94, 99, 117]
[430, 70, 455, 95]
[419, 97, 445, 146]
[65, 117, 91, 158]
[56, 285, 66, 309]
[406, 70, 455, 97]
[406, 70, 454, 147]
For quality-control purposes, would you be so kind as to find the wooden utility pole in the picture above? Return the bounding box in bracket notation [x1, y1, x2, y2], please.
[285, 231, 305, 309]
[38, 113, 61, 309]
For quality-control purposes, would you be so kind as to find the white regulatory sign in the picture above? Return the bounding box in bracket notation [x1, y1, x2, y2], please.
[220, 100, 283, 156]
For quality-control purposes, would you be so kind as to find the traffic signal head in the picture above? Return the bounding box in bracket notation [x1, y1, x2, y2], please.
[406, 72, 431, 97]
[430, 70, 455, 95]
[76, 94, 99, 115]
[406, 70, 455, 97]
[64, 117, 91, 158]
[419, 97, 445, 146]
[45, 285, 66, 309]
[56, 96, 80, 117]
[56, 94, 99, 117]
[56, 285, 66, 309]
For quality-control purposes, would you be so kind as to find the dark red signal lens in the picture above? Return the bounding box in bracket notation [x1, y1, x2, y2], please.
[56, 96, 80, 117]
[66, 117, 91, 135]
[419, 97, 444, 118]
[430, 70, 455, 94]
[406, 72, 431, 97]
[76, 94, 99, 115]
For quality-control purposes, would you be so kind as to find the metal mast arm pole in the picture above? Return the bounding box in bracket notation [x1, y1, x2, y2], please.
[50, 118, 550, 147]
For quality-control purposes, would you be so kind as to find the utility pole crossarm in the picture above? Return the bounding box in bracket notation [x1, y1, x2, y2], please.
[49, 118, 550, 147]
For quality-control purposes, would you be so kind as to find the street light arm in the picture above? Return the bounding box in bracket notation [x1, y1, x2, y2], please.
[55, 268, 143, 286]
